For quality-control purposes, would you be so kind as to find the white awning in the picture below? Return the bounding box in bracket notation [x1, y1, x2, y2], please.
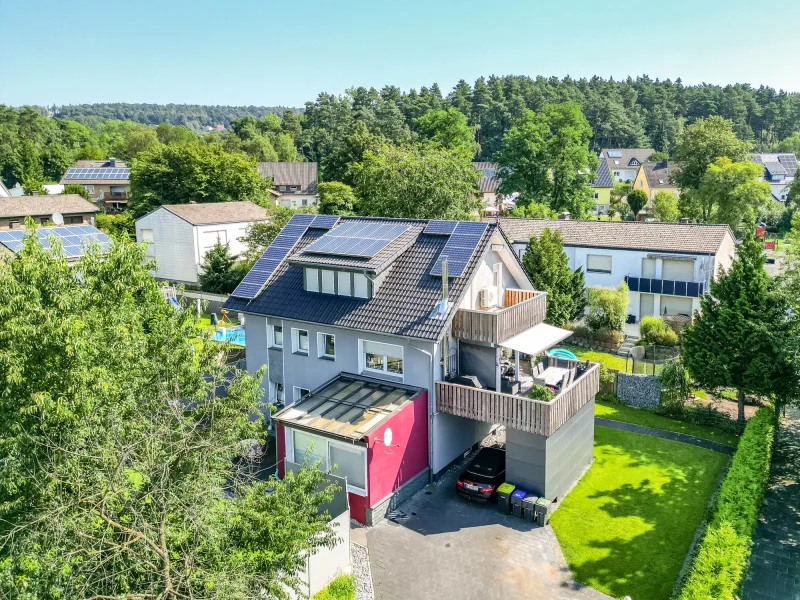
[501, 323, 573, 356]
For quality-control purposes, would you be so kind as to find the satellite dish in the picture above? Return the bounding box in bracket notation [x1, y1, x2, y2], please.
[383, 428, 393, 446]
[52, 212, 64, 225]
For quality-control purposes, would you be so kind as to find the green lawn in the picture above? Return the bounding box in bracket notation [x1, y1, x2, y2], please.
[551, 427, 729, 600]
[595, 398, 739, 448]
[313, 574, 356, 600]
[559, 343, 628, 372]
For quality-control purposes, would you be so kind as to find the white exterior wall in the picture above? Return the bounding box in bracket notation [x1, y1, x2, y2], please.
[279, 194, 318, 209]
[136, 208, 197, 284]
[610, 167, 639, 183]
[193, 221, 252, 265]
[290, 510, 351, 600]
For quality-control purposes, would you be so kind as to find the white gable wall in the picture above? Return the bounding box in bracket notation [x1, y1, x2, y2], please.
[193, 221, 252, 266]
[136, 208, 197, 284]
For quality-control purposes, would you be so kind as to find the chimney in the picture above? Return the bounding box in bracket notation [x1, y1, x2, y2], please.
[680, 218, 690, 224]
[109, 157, 116, 167]
[558, 211, 571, 220]
[31, 190, 39, 196]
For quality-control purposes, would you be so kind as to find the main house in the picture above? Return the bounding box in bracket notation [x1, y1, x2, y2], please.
[497, 218, 736, 323]
[257, 162, 319, 208]
[0, 194, 99, 230]
[135, 201, 267, 285]
[224, 216, 600, 524]
[59, 158, 130, 211]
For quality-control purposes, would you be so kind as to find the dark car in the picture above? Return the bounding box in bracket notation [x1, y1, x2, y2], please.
[456, 446, 506, 502]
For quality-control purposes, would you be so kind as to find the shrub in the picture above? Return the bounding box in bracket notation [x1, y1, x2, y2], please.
[528, 384, 554, 401]
[314, 573, 356, 600]
[640, 315, 666, 339]
[677, 405, 775, 600]
[640, 316, 680, 346]
[650, 327, 679, 346]
[659, 360, 690, 407]
[586, 284, 629, 332]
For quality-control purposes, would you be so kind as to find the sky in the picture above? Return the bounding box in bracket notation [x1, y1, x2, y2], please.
[3, 0, 799, 108]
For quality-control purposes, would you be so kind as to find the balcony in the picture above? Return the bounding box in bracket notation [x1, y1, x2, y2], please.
[451, 289, 547, 345]
[436, 359, 599, 437]
[625, 275, 705, 298]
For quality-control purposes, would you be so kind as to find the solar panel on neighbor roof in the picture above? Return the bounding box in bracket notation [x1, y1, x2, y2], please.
[65, 168, 130, 180]
[309, 215, 340, 229]
[230, 213, 314, 299]
[304, 222, 409, 258]
[0, 226, 110, 257]
[430, 221, 488, 278]
[424, 220, 458, 235]
[607, 151, 623, 158]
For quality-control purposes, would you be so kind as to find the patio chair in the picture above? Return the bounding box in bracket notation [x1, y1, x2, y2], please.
[560, 372, 570, 389]
[535, 361, 545, 375]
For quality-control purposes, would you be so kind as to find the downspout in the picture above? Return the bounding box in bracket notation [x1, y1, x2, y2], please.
[409, 341, 436, 485]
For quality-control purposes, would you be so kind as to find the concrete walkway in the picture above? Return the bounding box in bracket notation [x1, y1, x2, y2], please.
[742, 406, 800, 600]
[595, 417, 736, 455]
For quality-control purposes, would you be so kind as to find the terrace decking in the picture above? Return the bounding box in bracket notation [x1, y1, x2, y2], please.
[451, 289, 547, 345]
[436, 361, 600, 437]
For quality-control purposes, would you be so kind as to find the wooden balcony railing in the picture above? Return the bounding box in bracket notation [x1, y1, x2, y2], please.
[451, 289, 546, 345]
[436, 362, 599, 437]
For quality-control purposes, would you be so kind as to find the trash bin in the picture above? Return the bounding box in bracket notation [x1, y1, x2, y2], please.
[535, 497, 553, 525]
[497, 483, 515, 515]
[210, 313, 219, 326]
[522, 495, 539, 522]
[511, 489, 527, 518]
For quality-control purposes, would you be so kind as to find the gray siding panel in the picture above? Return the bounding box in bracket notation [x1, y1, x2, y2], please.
[459, 342, 497, 389]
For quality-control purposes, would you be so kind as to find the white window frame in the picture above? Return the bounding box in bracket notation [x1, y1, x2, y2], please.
[269, 323, 283, 349]
[318, 332, 336, 360]
[353, 273, 369, 299]
[359, 339, 404, 380]
[285, 427, 368, 496]
[321, 269, 335, 294]
[292, 328, 309, 355]
[82, 184, 94, 193]
[293, 386, 310, 402]
[279, 185, 287, 192]
[337, 271, 352, 296]
[305, 267, 319, 292]
[592, 192, 599, 199]
[586, 254, 612, 274]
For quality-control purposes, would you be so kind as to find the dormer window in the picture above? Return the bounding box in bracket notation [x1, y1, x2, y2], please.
[304, 267, 372, 299]
[279, 185, 287, 192]
[290, 186, 298, 192]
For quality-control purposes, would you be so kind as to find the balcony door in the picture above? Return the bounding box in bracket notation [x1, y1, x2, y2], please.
[639, 293, 655, 320]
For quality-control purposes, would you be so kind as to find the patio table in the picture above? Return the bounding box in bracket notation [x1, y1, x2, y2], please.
[534, 366, 569, 387]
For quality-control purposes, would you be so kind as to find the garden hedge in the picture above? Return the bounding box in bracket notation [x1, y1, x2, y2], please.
[677, 405, 775, 600]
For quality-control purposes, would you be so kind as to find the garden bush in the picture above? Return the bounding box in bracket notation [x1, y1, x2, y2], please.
[640, 316, 679, 346]
[586, 284, 629, 332]
[528, 384, 554, 401]
[677, 405, 775, 600]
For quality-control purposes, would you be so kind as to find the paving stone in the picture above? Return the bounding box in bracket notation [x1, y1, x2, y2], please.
[742, 406, 800, 600]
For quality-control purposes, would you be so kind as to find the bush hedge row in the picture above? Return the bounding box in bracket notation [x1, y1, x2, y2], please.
[677, 405, 776, 600]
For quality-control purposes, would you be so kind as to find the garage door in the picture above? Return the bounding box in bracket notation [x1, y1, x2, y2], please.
[661, 296, 693, 316]
[662, 259, 694, 281]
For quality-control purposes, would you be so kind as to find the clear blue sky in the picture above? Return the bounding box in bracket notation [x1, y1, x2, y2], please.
[3, 0, 799, 107]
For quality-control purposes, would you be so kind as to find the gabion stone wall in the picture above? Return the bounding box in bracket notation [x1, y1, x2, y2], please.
[617, 372, 661, 408]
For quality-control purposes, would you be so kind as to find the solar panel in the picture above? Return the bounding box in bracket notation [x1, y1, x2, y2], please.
[230, 213, 313, 299]
[310, 215, 340, 229]
[0, 226, 110, 257]
[304, 222, 409, 258]
[607, 151, 623, 158]
[424, 220, 458, 235]
[65, 167, 131, 180]
[430, 221, 488, 278]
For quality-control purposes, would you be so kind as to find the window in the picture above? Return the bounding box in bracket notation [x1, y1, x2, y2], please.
[321, 269, 335, 294]
[301, 198, 308, 206]
[292, 328, 309, 355]
[8, 220, 20, 229]
[39, 217, 48, 225]
[586, 254, 612, 274]
[613, 171, 621, 177]
[274, 382, 284, 402]
[289, 429, 367, 493]
[293, 386, 310, 402]
[66, 215, 83, 225]
[642, 258, 656, 279]
[279, 185, 287, 192]
[305, 267, 319, 292]
[270, 324, 283, 348]
[361, 340, 403, 377]
[337, 271, 352, 296]
[493, 263, 502, 291]
[662, 259, 694, 282]
[82, 184, 94, 193]
[592, 192, 599, 199]
[353, 273, 369, 298]
[201, 230, 227, 254]
[318, 333, 335, 359]
[140, 228, 154, 255]
[290, 186, 297, 192]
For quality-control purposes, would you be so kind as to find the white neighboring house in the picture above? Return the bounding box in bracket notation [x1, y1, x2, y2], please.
[498, 218, 736, 322]
[257, 162, 319, 208]
[0, 179, 10, 197]
[600, 148, 655, 184]
[135, 202, 268, 285]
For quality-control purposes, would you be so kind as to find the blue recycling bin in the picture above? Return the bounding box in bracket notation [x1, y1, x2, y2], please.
[511, 489, 527, 518]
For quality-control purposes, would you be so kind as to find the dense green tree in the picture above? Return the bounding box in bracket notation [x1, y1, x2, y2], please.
[0, 231, 337, 599]
[321, 121, 385, 186]
[351, 144, 480, 220]
[61, 183, 90, 200]
[586, 284, 629, 332]
[672, 116, 751, 192]
[496, 109, 551, 204]
[682, 235, 800, 421]
[692, 157, 771, 228]
[776, 132, 800, 155]
[129, 143, 269, 216]
[521, 229, 586, 326]
[155, 122, 198, 145]
[199, 240, 243, 294]
[507, 203, 557, 218]
[114, 123, 161, 161]
[318, 181, 357, 215]
[95, 212, 136, 239]
[414, 107, 478, 159]
[626, 189, 648, 216]
[651, 190, 680, 222]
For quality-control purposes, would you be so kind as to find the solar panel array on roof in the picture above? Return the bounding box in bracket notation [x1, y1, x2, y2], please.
[309, 215, 340, 229]
[0, 226, 110, 258]
[231, 213, 315, 299]
[430, 221, 488, 278]
[607, 151, 623, 158]
[64, 168, 130, 180]
[779, 154, 798, 176]
[424, 220, 458, 235]
[304, 222, 409, 258]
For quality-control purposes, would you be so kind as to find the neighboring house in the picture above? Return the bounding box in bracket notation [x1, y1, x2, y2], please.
[0, 224, 111, 262]
[498, 218, 736, 322]
[225, 215, 600, 524]
[752, 153, 797, 203]
[135, 201, 268, 285]
[0, 179, 10, 198]
[638, 160, 681, 201]
[0, 194, 99, 230]
[589, 157, 613, 214]
[59, 158, 130, 211]
[473, 162, 503, 213]
[600, 148, 655, 184]
[257, 162, 319, 208]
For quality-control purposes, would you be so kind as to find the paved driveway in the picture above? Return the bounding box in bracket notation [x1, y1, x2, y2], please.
[366, 460, 610, 600]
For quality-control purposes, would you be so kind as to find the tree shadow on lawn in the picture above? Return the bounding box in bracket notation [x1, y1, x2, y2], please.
[551, 428, 729, 600]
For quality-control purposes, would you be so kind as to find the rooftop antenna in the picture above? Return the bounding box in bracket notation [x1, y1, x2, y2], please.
[51, 212, 64, 225]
